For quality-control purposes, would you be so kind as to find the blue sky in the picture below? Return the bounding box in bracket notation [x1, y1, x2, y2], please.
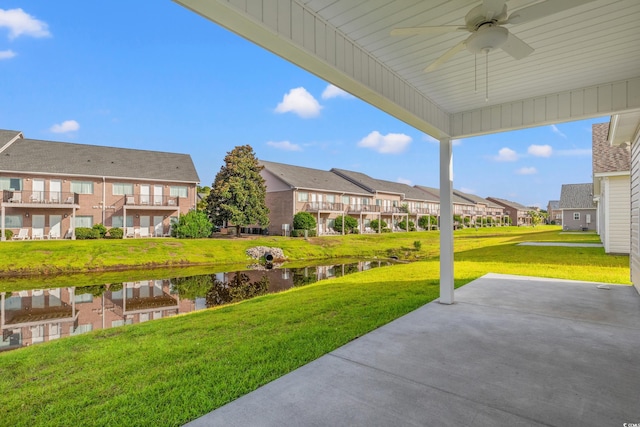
[0, 2, 606, 209]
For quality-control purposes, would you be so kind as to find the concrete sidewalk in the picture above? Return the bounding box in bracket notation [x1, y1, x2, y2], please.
[186, 274, 640, 427]
[517, 242, 603, 247]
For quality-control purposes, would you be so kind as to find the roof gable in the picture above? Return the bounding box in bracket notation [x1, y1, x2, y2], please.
[559, 183, 596, 209]
[259, 161, 370, 195]
[592, 122, 630, 174]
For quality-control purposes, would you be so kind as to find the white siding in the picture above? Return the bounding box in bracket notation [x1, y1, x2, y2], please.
[606, 176, 631, 254]
[631, 134, 640, 293]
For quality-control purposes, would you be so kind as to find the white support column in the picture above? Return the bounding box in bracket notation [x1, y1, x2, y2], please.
[123, 206, 127, 239]
[1, 206, 5, 241]
[71, 208, 76, 240]
[439, 137, 454, 304]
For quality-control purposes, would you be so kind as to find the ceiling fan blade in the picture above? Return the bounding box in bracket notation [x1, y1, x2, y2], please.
[507, 0, 597, 25]
[501, 32, 534, 60]
[482, 0, 506, 20]
[425, 39, 467, 72]
[390, 26, 465, 36]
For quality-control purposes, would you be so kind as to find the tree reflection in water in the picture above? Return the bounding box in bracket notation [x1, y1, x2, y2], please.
[206, 273, 269, 307]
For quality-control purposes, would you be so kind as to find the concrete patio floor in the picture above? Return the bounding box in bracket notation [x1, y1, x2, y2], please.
[187, 273, 640, 427]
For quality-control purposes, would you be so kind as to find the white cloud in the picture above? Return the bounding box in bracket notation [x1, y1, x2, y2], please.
[494, 147, 518, 162]
[397, 177, 412, 185]
[0, 8, 51, 40]
[50, 120, 79, 133]
[550, 124, 567, 138]
[321, 84, 352, 100]
[274, 87, 322, 118]
[266, 140, 302, 152]
[528, 144, 553, 157]
[516, 167, 537, 175]
[452, 139, 462, 146]
[357, 131, 412, 154]
[557, 148, 592, 156]
[0, 49, 15, 59]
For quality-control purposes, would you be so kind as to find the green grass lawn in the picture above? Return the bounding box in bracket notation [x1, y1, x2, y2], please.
[0, 226, 631, 426]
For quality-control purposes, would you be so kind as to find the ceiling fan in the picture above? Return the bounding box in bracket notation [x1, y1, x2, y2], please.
[391, 0, 593, 73]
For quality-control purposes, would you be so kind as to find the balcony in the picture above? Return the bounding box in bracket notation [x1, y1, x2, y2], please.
[304, 202, 345, 212]
[346, 204, 380, 213]
[122, 195, 179, 210]
[1, 190, 79, 208]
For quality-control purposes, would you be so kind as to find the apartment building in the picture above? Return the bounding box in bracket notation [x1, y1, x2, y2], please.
[453, 190, 505, 225]
[486, 197, 532, 226]
[0, 130, 199, 240]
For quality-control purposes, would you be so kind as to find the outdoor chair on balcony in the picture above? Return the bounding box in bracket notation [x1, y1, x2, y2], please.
[48, 229, 60, 239]
[138, 228, 150, 238]
[32, 229, 44, 240]
[125, 227, 136, 238]
[12, 228, 29, 240]
[64, 196, 74, 204]
[9, 193, 21, 203]
[126, 196, 135, 205]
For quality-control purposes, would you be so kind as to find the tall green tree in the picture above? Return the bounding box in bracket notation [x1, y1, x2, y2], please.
[206, 145, 270, 236]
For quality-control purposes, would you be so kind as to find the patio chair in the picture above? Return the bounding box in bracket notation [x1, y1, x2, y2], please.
[12, 228, 29, 240]
[138, 228, 150, 238]
[48, 229, 61, 239]
[32, 229, 44, 240]
[9, 193, 21, 203]
[125, 227, 136, 238]
[126, 196, 135, 205]
[64, 196, 74, 204]
[63, 229, 73, 239]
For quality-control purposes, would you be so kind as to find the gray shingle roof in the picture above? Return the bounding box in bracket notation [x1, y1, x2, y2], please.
[592, 122, 630, 174]
[331, 168, 431, 201]
[260, 160, 370, 195]
[559, 183, 596, 209]
[486, 197, 530, 211]
[548, 200, 560, 210]
[415, 185, 473, 205]
[453, 190, 501, 208]
[0, 136, 199, 182]
[0, 130, 22, 147]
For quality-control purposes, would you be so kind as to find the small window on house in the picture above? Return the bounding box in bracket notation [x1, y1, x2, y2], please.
[573, 212, 580, 220]
[3, 215, 22, 228]
[326, 194, 335, 203]
[111, 216, 134, 228]
[342, 195, 350, 204]
[297, 192, 308, 202]
[74, 216, 94, 228]
[71, 181, 94, 195]
[361, 198, 369, 205]
[0, 177, 22, 191]
[170, 186, 188, 198]
[113, 183, 134, 196]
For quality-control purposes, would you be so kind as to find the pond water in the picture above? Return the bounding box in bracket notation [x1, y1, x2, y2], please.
[0, 259, 394, 353]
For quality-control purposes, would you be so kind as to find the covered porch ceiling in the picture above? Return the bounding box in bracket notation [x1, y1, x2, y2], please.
[174, 0, 640, 140]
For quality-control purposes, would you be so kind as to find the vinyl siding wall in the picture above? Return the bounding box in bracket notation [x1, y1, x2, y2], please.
[630, 133, 640, 293]
[605, 175, 630, 254]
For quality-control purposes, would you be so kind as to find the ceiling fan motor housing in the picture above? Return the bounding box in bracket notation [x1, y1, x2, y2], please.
[465, 24, 508, 54]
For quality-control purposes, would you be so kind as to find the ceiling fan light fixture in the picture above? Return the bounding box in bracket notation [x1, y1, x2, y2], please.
[465, 25, 508, 54]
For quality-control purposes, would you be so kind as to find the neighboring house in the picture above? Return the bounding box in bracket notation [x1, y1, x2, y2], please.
[259, 160, 372, 236]
[331, 169, 439, 231]
[592, 122, 631, 254]
[547, 200, 562, 225]
[453, 190, 505, 225]
[558, 183, 597, 231]
[415, 186, 474, 226]
[486, 197, 532, 226]
[0, 130, 199, 240]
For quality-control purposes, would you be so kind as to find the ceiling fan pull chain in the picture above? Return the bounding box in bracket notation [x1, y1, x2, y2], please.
[485, 49, 489, 102]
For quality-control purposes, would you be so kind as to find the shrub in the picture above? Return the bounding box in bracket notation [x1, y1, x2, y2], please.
[107, 227, 124, 239]
[92, 223, 107, 238]
[332, 215, 359, 234]
[293, 212, 316, 231]
[413, 240, 422, 250]
[397, 219, 416, 231]
[291, 229, 317, 237]
[173, 210, 213, 238]
[75, 227, 100, 240]
[418, 216, 437, 230]
[4, 229, 13, 240]
[369, 219, 387, 232]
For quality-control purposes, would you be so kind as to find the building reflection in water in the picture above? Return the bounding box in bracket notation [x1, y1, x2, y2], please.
[0, 260, 391, 352]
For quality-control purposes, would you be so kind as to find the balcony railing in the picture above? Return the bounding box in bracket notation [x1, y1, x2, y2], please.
[304, 202, 345, 212]
[2, 190, 79, 205]
[123, 195, 179, 207]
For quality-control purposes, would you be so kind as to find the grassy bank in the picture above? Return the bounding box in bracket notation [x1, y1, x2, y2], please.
[0, 227, 630, 426]
[0, 225, 606, 276]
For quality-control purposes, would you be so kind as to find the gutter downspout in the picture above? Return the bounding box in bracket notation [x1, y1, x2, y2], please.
[102, 177, 106, 225]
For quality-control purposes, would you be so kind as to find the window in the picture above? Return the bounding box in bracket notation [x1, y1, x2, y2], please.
[3, 215, 22, 228]
[297, 192, 308, 202]
[0, 177, 22, 191]
[70, 181, 93, 194]
[342, 195, 350, 204]
[361, 198, 369, 205]
[170, 186, 188, 198]
[74, 216, 93, 228]
[573, 212, 580, 220]
[111, 215, 134, 228]
[326, 194, 335, 203]
[113, 183, 134, 196]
